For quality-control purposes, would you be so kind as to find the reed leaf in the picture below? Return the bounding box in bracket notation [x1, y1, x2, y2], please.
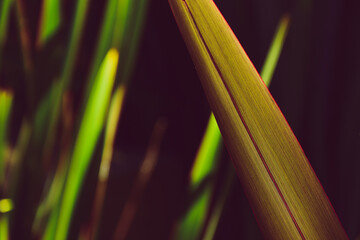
[168, 0, 348, 239]
[53, 48, 119, 240]
[203, 14, 291, 240]
[87, 85, 127, 239]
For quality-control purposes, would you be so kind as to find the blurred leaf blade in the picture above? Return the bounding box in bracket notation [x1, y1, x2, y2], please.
[54, 48, 119, 240]
[175, 113, 221, 240]
[0, 91, 11, 240]
[111, 0, 132, 49]
[202, 13, 291, 239]
[87, 85, 127, 239]
[115, 0, 149, 86]
[260, 14, 290, 86]
[168, 0, 348, 239]
[0, 90, 13, 185]
[37, 0, 61, 47]
[190, 113, 221, 188]
[0, 0, 13, 64]
[60, 0, 89, 87]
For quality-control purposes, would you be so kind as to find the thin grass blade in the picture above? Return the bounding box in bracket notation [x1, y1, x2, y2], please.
[86, 85, 127, 239]
[169, 0, 348, 239]
[0, 90, 13, 240]
[36, 0, 90, 189]
[0, 90, 13, 185]
[32, 92, 74, 237]
[36, 0, 61, 47]
[82, 0, 119, 106]
[54, 48, 119, 240]
[0, 0, 13, 66]
[0, 198, 13, 240]
[203, 165, 234, 240]
[84, 1, 148, 237]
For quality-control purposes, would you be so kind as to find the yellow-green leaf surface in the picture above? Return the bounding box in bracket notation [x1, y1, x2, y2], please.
[0, 90, 13, 240]
[168, 0, 348, 239]
[0, 90, 13, 185]
[203, 14, 291, 240]
[53, 48, 119, 240]
[87, 85, 127, 239]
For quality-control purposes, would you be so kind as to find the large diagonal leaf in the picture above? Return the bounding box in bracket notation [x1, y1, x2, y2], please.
[169, 0, 347, 239]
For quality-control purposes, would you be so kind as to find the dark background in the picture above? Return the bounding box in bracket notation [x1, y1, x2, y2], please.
[1, 0, 360, 239]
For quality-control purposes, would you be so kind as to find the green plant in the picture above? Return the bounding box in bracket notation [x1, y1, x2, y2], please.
[0, 0, 358, 239]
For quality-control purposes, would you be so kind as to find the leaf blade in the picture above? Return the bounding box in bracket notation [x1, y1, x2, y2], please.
[54, 48, 119, 240]
[169, 0, 348, 239]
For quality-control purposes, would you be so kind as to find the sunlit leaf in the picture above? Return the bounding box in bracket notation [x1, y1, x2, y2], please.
[82, 0, 119, 106]
[178, 13, 291, 240]
[0, 90, 13, 185]
[54, 48, 119, 240]
[86, 85, 127, 239]
[0, 0, 13, 65]
[115, 0, 149, 85]
[175, 113, 221, 240]
[260, 14, 290, 86]
[169, 0, 347, 239]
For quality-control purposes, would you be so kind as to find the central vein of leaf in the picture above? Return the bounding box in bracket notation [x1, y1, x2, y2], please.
[182, 1, 306, 239]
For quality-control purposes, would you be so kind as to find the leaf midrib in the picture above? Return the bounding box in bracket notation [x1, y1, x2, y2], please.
[181, 1, 305, 239]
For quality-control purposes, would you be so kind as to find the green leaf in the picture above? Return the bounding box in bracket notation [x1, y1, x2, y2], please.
[169, 0, 348, 239]
[178, 13, 291, 240]
[54, 48, 119, 240]
[0, 89, 13, 185]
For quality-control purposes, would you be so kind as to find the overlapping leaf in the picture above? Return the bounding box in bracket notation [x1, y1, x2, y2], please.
[169, 0, 348, 239]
